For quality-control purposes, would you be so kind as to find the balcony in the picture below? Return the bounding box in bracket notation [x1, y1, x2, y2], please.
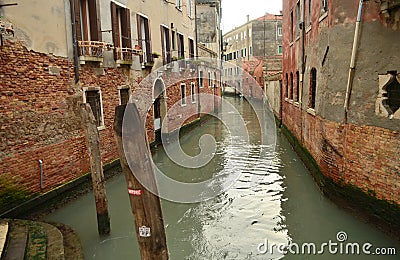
[78, 41, 111, 65]
[115, 47, 142, 67]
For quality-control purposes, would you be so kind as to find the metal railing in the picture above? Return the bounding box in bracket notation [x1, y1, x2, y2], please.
[78, 41, 110, 58]
[115, 47, 142, 62]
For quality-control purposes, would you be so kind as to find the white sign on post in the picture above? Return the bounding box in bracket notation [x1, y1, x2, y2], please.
[139, 226, 151, 237]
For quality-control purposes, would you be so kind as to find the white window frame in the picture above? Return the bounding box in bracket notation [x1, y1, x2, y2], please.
[191, 82, 196, 103]
[176, 0, 182, 10]
[187, 0, 192, 17]
[199, 70, 204, 88]
[181, 83, 187, 106]
[277, 26, 282, 36]
[82, 86, 105, 130]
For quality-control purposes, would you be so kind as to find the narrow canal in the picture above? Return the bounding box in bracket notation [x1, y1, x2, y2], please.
[45, 96, 399, 259]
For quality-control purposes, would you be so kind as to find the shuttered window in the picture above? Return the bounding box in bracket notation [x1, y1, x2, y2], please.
[188, 38, 194, 59]
[84, 89, 104, 127]
[137, 15, 153, 64]
[111, 2, 132, 60]
[160, 25, 171, 65]
[177, 33, 184, 59]
[119, 88, 130, 105]
[71, 0, 102, 41]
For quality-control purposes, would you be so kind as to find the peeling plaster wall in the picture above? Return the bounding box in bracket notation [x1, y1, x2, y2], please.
[0, 0, 71, 57]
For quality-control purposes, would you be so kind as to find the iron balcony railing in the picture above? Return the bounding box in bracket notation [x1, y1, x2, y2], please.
[115, 47, 142, 62]
[78, 41, 111, 58]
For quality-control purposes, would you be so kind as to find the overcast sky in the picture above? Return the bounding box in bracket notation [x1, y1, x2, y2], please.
[221, 0, 283, 33]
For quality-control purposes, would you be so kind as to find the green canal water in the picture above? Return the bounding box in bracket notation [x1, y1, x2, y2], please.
[45, 96, 399, 259]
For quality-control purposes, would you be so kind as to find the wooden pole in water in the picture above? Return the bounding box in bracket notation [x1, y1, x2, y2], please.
[114, 104, 169, 260]
[80, 103, 111, 235]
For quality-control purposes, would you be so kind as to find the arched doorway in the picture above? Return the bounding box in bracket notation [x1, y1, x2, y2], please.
[153, 78, 167, 142]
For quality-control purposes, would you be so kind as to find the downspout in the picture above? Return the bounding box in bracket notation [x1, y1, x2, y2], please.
[38, 160, 43, 189]
[194, 1, 201, 118]
[300, 0, 306, 143]
[69, 0, 80, 84]
[344, 0, 364, 123]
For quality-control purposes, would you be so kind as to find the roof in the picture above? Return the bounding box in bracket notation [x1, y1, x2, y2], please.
[256, 13, 283, 21]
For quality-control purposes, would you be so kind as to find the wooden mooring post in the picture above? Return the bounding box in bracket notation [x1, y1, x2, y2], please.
[114, 104, 169, 260]
[80, 103, 111, 235]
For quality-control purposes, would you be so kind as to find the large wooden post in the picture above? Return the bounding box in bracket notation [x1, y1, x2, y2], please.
[114, 104, 169, 260]
[80, 103, 111, 235]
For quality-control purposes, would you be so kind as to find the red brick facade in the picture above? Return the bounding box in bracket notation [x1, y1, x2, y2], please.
[0, 40, 221, 200]
[282, 0, 400, 207]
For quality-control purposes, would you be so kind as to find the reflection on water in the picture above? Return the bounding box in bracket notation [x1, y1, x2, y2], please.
[46, 96, 399, 259]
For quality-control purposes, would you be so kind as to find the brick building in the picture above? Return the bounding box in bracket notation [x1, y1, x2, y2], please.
[282, 0, 400, 228]
[0, 0, 221, 213]
[222, 13, 282, 95]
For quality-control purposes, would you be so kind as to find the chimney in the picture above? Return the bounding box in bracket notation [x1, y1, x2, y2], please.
[247, 15, 250, 22]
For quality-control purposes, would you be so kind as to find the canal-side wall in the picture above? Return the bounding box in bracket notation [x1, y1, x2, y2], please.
[281, 0, 400, 233]
[0, 40, 222, 215]
[0, 40, 126, 197]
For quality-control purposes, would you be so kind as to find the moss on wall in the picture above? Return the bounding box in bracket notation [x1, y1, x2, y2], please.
[0, 175, 33, 213]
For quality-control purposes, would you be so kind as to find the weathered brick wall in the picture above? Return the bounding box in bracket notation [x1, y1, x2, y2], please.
[0, 41, 127, 194]
[281, 104, 400, 204]
[1, 39, 222, 200]
[282, 0, 400, 207]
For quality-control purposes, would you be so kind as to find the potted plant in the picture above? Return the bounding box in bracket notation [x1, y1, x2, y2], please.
[152, 52, 160, 59]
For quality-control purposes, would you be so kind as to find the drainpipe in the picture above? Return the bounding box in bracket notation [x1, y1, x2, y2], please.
[300, 0, 306, 143]
[38, 160, 43, 189]
[344, 0, 364, 123]
[69, 0, 80, 84]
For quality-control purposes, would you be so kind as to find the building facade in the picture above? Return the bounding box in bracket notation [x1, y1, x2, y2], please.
[282, 0, 400, 229]
[222, 13, 282, 95]
[0, 0, 221, 212]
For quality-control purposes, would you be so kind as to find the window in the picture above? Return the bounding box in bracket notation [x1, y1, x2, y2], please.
[285, 73, 289, 98]
[277, 26, 282, 36]
[321, 0, 328, 13]
[308, 0, 312, 25]
[177, 33, 185, 58]
[137, 15, 152, 64]
[290, 72, 294, 100]
[278, 45, 282, 55]
[295, 71, 300, 102]
[310, 68, 317, 109]
[191, 82, 196, 102]
[119, 88, 130, 105]
[249, 46, 252, 55]
[290, 11, 294, 42]
[83, 87, 104, 128]
[71, 0, 102, 59]
[296, 1, 301, 38]
[160, 25, 171, 64]
[208, 71, 212, 87]
[171, 30, 176, 50]
[187, 0, 192, 17]
[181, 84, 186, 105]
[188, 38, 195, 58]
[176, 0, 182, 10]
[199, 71, 204, 88]
[72, 0, 102, 42]
[111, 2, 132, 61]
